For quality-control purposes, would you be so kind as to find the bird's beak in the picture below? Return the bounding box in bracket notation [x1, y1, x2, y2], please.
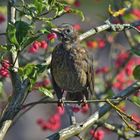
[51, 27, 63, 33]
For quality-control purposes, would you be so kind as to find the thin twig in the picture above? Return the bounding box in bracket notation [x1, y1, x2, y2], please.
[116, 111, 139, 134]
[0, 33, 6, 36]
[22, 98, 122, 109]
[106, 99, 140, 125]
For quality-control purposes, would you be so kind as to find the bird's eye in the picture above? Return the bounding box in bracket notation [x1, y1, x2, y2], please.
[65, 29, 72, 34]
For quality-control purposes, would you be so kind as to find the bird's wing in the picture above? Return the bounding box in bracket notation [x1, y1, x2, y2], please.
[87, 54, 94, 95]
[50, 67, 63, 100]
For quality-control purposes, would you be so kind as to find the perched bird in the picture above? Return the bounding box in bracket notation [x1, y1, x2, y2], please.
[50, 24, 94, 102]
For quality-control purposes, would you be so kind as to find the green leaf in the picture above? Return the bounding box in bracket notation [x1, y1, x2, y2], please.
[71, 9, 85, 21]
[131, 48, 140, 56]
[134, 34, 140, 43]
[33, 0, 44, 14]
[7, 23, 19, 46]
[48, 0, 56, 7]
[38, 87, 53, 98]
[0, 45, 8, 61]
[131, 96, 140, 107]
[15, 21, 30, 45]
[0, 45, 7, 51]
[133, 65, 140, 80]
[40, 28, 50, 34]
[19, 64, 47, 85]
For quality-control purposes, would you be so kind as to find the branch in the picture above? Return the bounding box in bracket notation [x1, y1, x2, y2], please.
[22, 98, 121, 109]
[79, 20, 140, 41]
[45, 81, 140, 140]
[0, 1, 30, 140]
[0, 33, 6, 36]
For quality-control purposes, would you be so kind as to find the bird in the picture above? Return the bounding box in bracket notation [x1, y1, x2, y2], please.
[50, 24, 94, 103]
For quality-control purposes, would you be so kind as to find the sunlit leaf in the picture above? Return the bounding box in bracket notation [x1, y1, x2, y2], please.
[71, 9, 85, 21]
[38, 87, 53, 98]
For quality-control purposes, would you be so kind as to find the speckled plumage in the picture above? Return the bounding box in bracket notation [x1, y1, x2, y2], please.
[50, 24, 94, 101]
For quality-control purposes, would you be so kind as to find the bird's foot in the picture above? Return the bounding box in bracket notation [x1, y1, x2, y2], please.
[57, 98, 64, 109]
[80, 98, 87, 107]
[80, 99, 89, 112]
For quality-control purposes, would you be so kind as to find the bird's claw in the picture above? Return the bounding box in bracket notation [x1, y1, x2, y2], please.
[80, 98, 87, 107]
[57, 98, 64, 108]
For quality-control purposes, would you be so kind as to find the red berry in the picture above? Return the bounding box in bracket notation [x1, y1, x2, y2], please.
[56, 106, 65, 115]
[49, 114, 60, 124]
[0, 67, 9, 77]
[47, 33, 57, 41]
[42, 79, 50, 87]
[90, 129, 105, 140]
[131, 9, 140, 19]
[101, 66, 109, 73]
[64, 6, 71, 13]
[113, 81, 123, 90]
[40, 40, 48, 49]
[74, 0, 80, 7]
[71, 106, 80, 113]
[131, 113, 140, 123]
[116, 71, 126, 83]
[32, 41, 40, 49]
[134, 92, 140, 97]
[72, 24, 81, 31]
[96, 130, 105, 140]
[90, 129, 94, 135]
[115, 52, 129, 68]
[36, 118, 45, 125]
[98, 39, 106, 48]
[136, 26, 140, 30]
[81, 103, 89, 113]
[1, 60, 10, 69]
[49, 122, 60, 131]
[86, 41, 97, 48]
[28, 46, 38, 53]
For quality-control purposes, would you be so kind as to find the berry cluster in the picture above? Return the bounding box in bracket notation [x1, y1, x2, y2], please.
[0, 60, 10, 78]
[86, 39, 106, 49]
[36, 106, 65, 131]
[29, 40, 48, 53]
[113, 52, 140, 90]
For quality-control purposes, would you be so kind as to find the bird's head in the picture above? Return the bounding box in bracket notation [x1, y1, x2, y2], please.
[52, 24, 78, 44]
